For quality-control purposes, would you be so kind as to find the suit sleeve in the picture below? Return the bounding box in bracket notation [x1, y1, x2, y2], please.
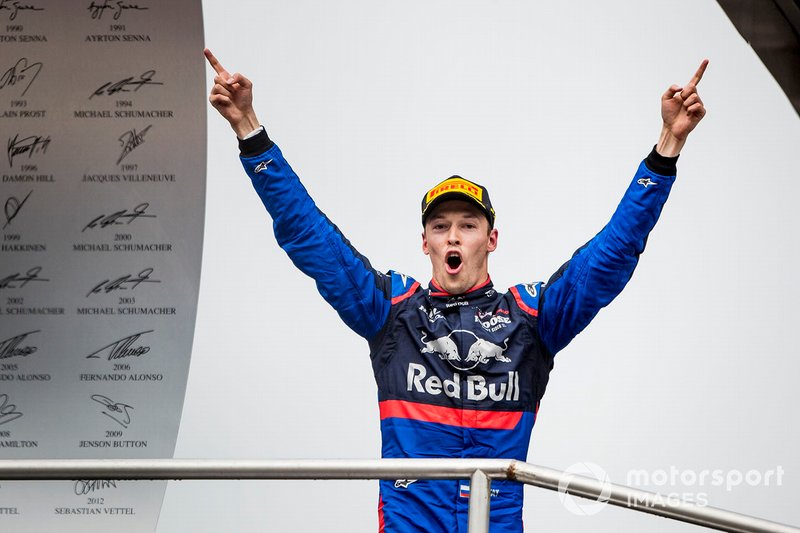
[538, 147, 679, 355]
[237, 128, 391, 339]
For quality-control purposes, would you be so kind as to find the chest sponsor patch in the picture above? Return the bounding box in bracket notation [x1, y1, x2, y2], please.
[474, 309, 511, 332]
[407, 362, 520, 402]
[419, 330, 510, 371]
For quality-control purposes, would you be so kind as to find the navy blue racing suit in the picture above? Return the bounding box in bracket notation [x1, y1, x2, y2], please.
[237, 128, 678, 532]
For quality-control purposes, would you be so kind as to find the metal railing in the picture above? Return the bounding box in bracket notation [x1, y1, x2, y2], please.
[0, 458, 797, 533]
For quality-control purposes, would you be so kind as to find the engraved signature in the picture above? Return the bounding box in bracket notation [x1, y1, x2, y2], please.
[85, 330, 152, 360]
[3, 190, 32, 230]
[82, 202, 155, 232]
[0, 330, 39, 360]
[117, 124, 151, 164]
[7, 134, 50, 167]
[0, 266, 49, 289]
[0, 57, 43, 97]
[87, 267, 160, 297]
[0, 0, 44, 20]
[90, 69, 162, 99]
[90, 394, 133, 428]
[74, 479, 117, 496]
[87, 0, 148, 20]
[0, 394, 23, 426]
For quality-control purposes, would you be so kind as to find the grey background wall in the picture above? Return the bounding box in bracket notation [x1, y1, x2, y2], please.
[158, 1, 800, 530]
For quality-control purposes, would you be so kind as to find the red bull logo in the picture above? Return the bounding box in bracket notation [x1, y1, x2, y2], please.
[407, 363, 520, 402]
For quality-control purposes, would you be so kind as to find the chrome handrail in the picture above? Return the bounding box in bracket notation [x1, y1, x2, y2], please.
[0, 458, 796, 533]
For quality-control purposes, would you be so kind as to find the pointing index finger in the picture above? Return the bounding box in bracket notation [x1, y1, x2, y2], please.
[204, 48, 229, 77]
[688, 59, 709, 86]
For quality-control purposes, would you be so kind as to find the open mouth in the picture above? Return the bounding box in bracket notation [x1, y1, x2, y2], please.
[445, 252, 462, 274]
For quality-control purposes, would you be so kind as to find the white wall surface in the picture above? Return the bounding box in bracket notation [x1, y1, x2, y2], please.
[158, 1, 800, 531]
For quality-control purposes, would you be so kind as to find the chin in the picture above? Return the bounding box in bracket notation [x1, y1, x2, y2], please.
[441, 278, 470, 295]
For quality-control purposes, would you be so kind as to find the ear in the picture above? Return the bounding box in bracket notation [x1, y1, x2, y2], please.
[421, 231, 430, 255]
[487, 228, 498, 253]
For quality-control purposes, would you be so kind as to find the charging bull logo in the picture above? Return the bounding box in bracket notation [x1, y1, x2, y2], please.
[465, 338, 511, 364]
[419, 330, 510, 371]
[420, 331, 460, 361]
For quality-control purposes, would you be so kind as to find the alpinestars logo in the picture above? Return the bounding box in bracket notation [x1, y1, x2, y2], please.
[637, 177, 657, 188]
[395, 479, 417, 489]
[419, 330, 510, 371]
[254, 159, 273, 173]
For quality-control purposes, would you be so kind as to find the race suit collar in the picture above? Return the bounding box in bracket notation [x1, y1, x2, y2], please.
[427, 276, 494, 301]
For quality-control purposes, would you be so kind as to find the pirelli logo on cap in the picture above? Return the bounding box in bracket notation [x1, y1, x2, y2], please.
[421, 175, 495, 228]
[426, 178, 483, 204]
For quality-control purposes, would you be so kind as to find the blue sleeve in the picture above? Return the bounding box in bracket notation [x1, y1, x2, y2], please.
[238, 131, 391, 339]
[538, 148, 678, 355]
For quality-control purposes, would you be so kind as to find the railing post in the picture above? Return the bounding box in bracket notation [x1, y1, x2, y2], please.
[467, 469, 491, 533]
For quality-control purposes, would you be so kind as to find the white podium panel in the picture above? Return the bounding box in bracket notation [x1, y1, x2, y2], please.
[1, 1, 205, 530]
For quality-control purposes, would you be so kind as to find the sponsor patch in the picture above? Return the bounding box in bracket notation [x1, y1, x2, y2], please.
[425, 178, 483, 204]
[419, 305, 444, 323]
[524, 283, 538, 298]
[459, 483, 500, 498]
[254, 159, 273, 173]
[475, 309, 511, 332]
[637, 177, 657, 188]
[419, 330, 511, 370]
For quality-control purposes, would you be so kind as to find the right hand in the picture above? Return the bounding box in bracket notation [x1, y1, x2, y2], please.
[204, 48, 260, 138]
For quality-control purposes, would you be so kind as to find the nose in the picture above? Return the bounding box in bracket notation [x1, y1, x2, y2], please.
[447, 227, 460, 245]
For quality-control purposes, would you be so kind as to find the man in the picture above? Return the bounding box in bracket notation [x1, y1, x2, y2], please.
[205, 48, 707, 532]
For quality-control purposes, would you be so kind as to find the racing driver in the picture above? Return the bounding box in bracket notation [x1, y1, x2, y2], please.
[205, 48, 708, 532]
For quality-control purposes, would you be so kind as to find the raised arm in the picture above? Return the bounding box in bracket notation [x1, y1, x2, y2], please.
[204, 49, 393, 339]
[538, 61, 708, 355]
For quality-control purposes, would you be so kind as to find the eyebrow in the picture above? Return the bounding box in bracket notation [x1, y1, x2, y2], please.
[429, 210, 480, 221]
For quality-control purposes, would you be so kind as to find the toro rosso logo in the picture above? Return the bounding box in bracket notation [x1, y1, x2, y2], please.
[419, 330, 510, 371]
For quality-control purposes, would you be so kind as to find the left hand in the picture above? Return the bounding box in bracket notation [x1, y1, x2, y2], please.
[657, 60, 708, 156]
